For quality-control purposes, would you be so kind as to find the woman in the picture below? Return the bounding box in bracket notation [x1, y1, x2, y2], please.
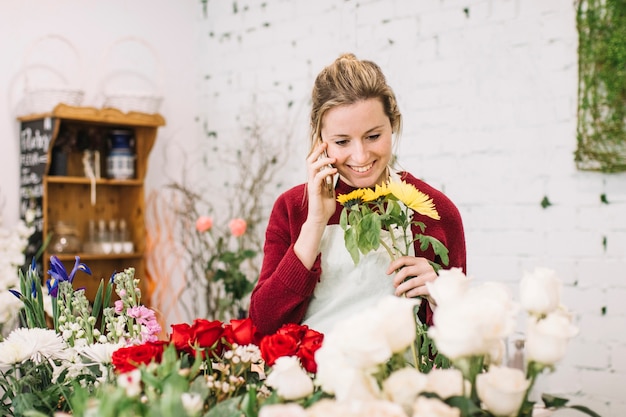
[249, 53, 466, 336]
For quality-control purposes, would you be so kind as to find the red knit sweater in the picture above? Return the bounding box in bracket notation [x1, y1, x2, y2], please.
[249, 172, 467, 336]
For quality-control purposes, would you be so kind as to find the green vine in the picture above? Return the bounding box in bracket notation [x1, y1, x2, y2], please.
[576, 0, 626, 172]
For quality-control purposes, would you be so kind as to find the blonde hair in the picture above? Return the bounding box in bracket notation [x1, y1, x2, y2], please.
[309, 53, 402, 155]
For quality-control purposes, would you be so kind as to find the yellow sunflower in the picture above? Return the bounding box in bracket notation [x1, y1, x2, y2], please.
[387, 180, 440, 220]
[336, 188, 366, 206]
[361, 182, 391, 202]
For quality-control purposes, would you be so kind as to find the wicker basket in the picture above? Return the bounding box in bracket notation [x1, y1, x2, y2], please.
[103, 92, 163, 114]
[19, 35, 84, 116]
[99, 37, 163, 114]
[24, 86, 84, 115]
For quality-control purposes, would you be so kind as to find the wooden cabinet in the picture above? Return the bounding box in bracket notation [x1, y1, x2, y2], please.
[18, 104, 165, 302]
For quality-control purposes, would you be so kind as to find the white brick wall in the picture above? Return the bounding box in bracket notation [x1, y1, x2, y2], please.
[200, 0, 625, 414]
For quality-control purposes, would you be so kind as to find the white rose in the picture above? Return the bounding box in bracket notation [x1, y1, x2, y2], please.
[476, 365, 530, 417]
[383, 367, 428, 413]
[412, 396, 461, 417]
[315, 340, 380, 401]
[259, 403, 307, 417]
[426, 267, 472, 306]
[327, 307, 392, 369]
[520, 268, 561, 316]
[525, 312, 578, 365]
[305, 399, 351, 417]
[424, 368, 468, 399]
[376, 296, 420, 353]
[429, 282, 516, 360]
[265, 356, 314, 400]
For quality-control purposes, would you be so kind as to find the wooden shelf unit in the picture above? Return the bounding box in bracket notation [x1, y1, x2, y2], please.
[18, 104, 165, 302]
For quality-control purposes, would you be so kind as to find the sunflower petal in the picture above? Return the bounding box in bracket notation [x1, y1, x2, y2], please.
[387, 181, 440, 220]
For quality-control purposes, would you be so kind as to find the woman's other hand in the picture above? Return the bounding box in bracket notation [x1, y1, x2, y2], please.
[388, 256, 438, 304]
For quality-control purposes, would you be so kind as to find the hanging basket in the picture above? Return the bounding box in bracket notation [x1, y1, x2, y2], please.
[19, 34, 84, 116]
[98, 36, 164, 114]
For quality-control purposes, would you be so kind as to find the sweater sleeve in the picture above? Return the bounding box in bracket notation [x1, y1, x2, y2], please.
[248, 188, 321, 336]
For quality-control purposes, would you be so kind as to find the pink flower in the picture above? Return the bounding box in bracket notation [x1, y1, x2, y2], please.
[228, 218, 247, 237]
[114, 300, 124, 313]
[196, 216, 214, 233]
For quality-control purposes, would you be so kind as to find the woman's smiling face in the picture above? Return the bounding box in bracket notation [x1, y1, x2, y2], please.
[321, 98, 393, 189]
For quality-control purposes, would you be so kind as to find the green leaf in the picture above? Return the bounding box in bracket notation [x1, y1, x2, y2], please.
[358, 213, 382, 252]
[344, 227, 361, 264]
[568, 405, 604, 417]
[204, 395, 245, 417]
[444, 395, 485, 415]
[542, 394, 569, 408]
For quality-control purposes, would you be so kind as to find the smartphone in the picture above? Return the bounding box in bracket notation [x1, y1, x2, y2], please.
[319, 149, 334, 194]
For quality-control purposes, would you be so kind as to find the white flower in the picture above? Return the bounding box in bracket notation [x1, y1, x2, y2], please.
[424, 368, 468, 399]
[376, 296, 420, 353]
[429, 281, 516, 360]
[0, 339, 27, 364]
[383, 367, 428, 414]
[265, 356, 314, 400]
[78, 342, 124, 364]
[117, 368, 142, 397]
[525, 311, 578, 365]
[1, 327, 68, 364]
[520, 268, 561, 316]
[476, 365, 530, 417]
[306, 399, 405, 417]
[181, 392, 204, 416]
[426, 267, 472, 306]
[314, 341, 380, 402]
[412, 396, 461, 417]
[327, 307, 392, 369]
[306, 399, 352, 417]
[259, 403, 307, 417]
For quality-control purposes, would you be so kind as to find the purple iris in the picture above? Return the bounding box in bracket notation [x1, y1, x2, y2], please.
[46, 255, 92, 297]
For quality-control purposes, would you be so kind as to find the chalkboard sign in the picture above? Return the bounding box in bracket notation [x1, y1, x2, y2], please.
[19, 117, 54, 260]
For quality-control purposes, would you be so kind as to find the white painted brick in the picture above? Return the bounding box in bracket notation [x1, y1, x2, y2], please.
[564, 338, 610, 369]
[604, 286, 626, 317]
[577, 315, 626, 343]
[578, 368, 626, 402]
[577, 258, 626, 288]
[561, 285, 605, 316]
[610, 343, 626, 372]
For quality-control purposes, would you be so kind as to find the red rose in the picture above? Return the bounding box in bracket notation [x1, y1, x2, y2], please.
[276, 323, 309, 340]
[297, 329, 324, 373]
[190, 319, 224, 350]
[223, 318, 257, 346]
[112, 341, 167, 373]
[259, 333, 299, 366]
[170, 323, 194, 354]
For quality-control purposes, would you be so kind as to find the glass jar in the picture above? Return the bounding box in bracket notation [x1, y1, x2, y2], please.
[50, 221, 81, 253]
[107, 129, 135, 179]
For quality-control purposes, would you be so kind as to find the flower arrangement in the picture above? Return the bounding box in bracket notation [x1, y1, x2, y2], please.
[1, 256, 160, 416]
[250, 268, 599, 417]
[0, 254, 600, 417]
[336, 179, 449, 269]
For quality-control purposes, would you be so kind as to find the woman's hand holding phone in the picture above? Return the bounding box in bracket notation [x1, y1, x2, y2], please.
[319, 149, 335, 196]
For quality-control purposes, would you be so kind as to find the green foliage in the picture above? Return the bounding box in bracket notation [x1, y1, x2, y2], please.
[576, 0, 626, 172]
[339, 193, 449, 269]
